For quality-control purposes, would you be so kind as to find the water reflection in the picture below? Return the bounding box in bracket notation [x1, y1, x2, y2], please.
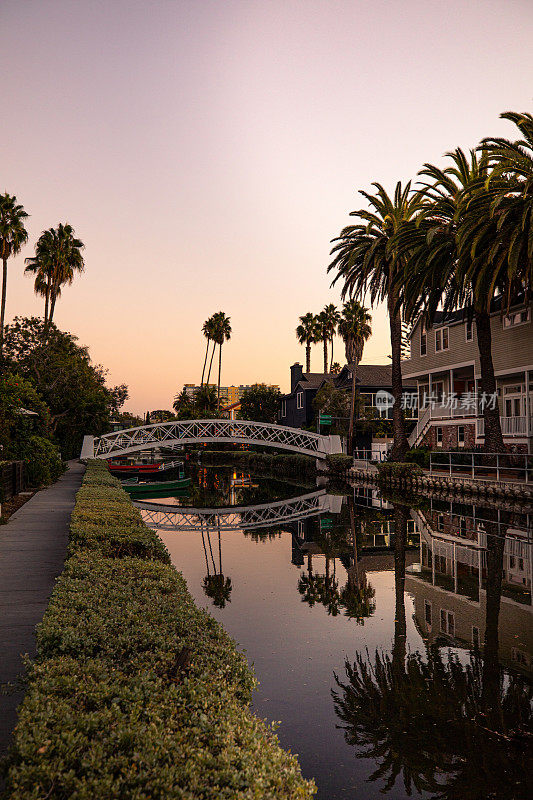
[334, 503, 533, 800]
[135, 466, 532, 800]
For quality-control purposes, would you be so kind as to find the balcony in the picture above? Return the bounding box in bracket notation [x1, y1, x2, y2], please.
[476, 416, 528, 437]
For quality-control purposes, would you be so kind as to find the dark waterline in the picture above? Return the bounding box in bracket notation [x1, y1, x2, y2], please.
[138, 467, 533, 800]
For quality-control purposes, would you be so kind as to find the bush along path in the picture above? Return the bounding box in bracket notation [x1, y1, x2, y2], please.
[3, 460, 316, 800]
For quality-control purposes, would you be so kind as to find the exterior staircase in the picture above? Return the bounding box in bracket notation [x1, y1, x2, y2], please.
[408, 404, 431, 448]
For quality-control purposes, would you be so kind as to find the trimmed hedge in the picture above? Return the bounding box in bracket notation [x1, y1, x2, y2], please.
[325, 453, 353, 473]
[4, 460, 315, 799]
[377, 461, 423, 481]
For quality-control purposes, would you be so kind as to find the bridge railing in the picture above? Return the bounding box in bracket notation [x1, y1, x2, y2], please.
[84, 419, 342, 460]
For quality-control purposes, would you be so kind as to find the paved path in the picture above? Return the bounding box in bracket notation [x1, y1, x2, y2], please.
[0, 460, 85, 758]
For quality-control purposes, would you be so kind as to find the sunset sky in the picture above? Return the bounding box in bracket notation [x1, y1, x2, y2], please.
[2, 0, 533, 414]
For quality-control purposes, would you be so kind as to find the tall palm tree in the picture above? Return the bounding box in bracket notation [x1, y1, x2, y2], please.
[315, 305, 340, 373]
[0, 193, 28, 359]
[324, 303, 341, 370]
[25, 223, 84, 333]
[338, 300, 372, 454]
[396, 149, 510, 453]
[329, 182, 425, 460]
[211, 311, 231, 412]
[200, 315, 216, 386]
[482, 111, 533, 296]
[296, 312, 318, 372]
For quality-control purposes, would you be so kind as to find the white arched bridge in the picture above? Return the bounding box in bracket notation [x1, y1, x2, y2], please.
[81, 419, 342, 460]
[135, 490, 343, 532]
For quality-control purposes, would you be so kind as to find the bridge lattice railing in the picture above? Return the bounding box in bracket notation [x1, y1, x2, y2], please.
[91, 419, 335, 458]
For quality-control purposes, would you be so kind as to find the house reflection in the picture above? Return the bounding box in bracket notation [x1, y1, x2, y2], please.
[407, 500, 532, 675]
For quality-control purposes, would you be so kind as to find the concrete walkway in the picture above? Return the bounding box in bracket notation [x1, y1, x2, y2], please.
[0, 460, 85, 758]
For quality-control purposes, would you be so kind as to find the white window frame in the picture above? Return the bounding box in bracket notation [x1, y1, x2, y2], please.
[440, 609, 455, 636]
[465, 319, 473, 342]
[435, 327, 449, 352]
[436, 426, 443, 447]
[503, 307, 530, 329]
[296, 391, 304, 410]
[458, 425, 465, 447]
[420, 325, 427, 357]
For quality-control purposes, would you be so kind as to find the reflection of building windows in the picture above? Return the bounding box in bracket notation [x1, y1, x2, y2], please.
[437, 513, 444, 532]
[472, 626, 480, 648]
[296, 392, 303, 410]
[440, 609, 455, 636]
[459, 516, 467, 537]
[512, 648, 530, 667]
[424, 600, 432, 627]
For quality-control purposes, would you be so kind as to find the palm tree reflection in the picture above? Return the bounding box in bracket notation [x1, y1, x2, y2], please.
[201, 522, 232, 609]
[332, 505, 533, 799]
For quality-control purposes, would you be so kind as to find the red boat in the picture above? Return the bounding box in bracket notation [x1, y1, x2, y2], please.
[108, 462, 162, 477]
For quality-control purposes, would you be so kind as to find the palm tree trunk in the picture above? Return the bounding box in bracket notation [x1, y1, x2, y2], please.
[330, 336, 334, 371]
[305, 342, 311, 372]
[347, 360, 358, 455]
[217, 343, 222, 413]
[482, 511, 506, 730]
[44, 277, 50, 326]
[388, 293, 408, 461]
[475, 310, 505, 454]
[49, 287, 57, 327]
[0, 257, 7, 360]
[207, 340, 216, 384]
[200, 339, 210, 386]
[323, 338, 328, 373]
[392, 504, 408, 676]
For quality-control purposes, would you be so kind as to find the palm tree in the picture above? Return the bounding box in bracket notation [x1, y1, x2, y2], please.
[211, 311, 231, 412]
[482, 111, 533, 296]
[200, 315, 216, 386]
[338, 300, 372, 454]
[25, 223, 84, 333]
[324, 303, 341, 370]
[193, 385, 218, 415]
[396, 149, 510, 453]
[329, 183, 425, 460]
[296, 312, 318, 372]
[0, 193, 28, 359]
[315, 305, 340, 373]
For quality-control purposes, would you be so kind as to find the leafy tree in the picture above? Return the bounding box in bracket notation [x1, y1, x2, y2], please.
[24, 223, 84, 333]
[329, 182, 425, 460]
[3, 317, 126, 457]
[296, 312, 319, 372]
[149, 409, 175, 423]
[312, 383, 350, 435]
[238, 384, 281, 423]
[338, 300, 372, 454]
[0, 193, 28, 359]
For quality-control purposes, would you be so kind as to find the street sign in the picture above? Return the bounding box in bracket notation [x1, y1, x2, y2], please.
[319, 414, 332, 425]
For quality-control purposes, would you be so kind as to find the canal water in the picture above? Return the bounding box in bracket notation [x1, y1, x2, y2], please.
[135, 465, 533, 800]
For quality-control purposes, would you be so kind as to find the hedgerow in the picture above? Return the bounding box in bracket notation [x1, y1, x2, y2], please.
[3, 460, 315, 799]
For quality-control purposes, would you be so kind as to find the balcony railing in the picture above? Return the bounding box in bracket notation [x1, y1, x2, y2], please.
[477, 416, 528, 437]
[430, 450, 532, 483]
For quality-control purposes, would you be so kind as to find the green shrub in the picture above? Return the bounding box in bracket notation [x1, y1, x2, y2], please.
[405, 446, 430, 469]
[326, 453, 352, 473]
[17, 435, 65, 487]
[377, 461, 422, 481]
[4, 459, 315, 799]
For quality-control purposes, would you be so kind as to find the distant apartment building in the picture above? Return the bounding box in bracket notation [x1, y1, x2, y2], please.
[402, 298, 533, 453]
[183, 383, 279, 405]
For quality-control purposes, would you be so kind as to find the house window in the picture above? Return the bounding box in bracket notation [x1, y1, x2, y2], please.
[420, 326, 427, 356]
[465, 319, 473, 341]
[440, 609, 455, 636]
[472, 626, 480, 648]
[503, 307, 530, 328]
[435, 327, 449, 352]
[424, 600, 432, 627]
[436, 426, 443, 446]
[296, 391, 304, 410]
[458, 426, 465, 447]
[281, 400, 286, 418]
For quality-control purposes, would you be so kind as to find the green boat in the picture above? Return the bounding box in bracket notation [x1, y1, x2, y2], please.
[122, 477, 191, 497]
